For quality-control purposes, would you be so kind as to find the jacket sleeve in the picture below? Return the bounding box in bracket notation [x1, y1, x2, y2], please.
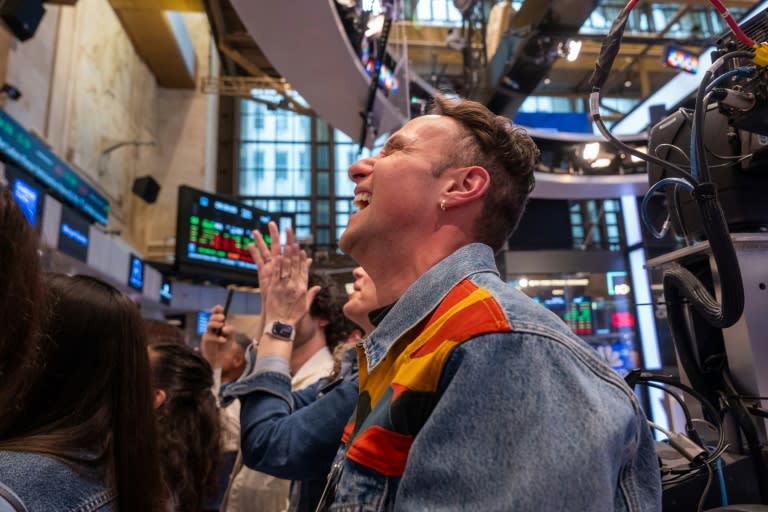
[236, 370, 359, 481]
[393, 332, 660, 511]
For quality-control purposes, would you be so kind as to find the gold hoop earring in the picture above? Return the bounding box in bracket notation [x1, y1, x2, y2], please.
[440, 199, 447, 211]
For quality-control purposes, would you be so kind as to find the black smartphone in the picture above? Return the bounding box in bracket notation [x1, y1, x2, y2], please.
[215, 287, 235, 337]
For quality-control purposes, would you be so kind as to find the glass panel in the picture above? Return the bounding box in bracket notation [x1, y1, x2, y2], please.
[317, 144, 329, 170]
[316, 228, 330, 245]
[318, 171, 330, 196]
[296, 213, 311, 226]
[296, 200, 311, 212]
[317, 200, 330, 224]
[336, 213, 350, 226]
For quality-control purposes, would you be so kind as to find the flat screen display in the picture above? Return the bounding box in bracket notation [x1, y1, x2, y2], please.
[159, 276, 172, 305]
[176, 185, 272, 285]
[0, 108, 109, 224]
[196, 311, 211, 336]
[4, 164, 44, 227]
[128, 254, 144, 291]
[663, 45, 700, 74]
[58, 204, 90, 262]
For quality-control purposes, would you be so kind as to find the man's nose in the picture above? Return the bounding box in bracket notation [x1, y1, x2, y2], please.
[348, 157, 375, 182]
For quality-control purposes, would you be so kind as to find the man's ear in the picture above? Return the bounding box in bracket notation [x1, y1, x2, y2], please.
[442, 166, 490, 209]
[317, 317, 330, 328]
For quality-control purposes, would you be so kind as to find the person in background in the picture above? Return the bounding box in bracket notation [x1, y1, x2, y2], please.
[208, 332, 250, 512]
[206, 222, 380, 512]
[143, 318, 186, 345]
[0, 273, 166, 511]
[319, 94, 661, 510]
[149, 342, 222, 512]
[204, 253, 350, 512]
[0, 188, 46, 438]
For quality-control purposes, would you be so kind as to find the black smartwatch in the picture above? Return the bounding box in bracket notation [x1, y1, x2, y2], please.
[265, 320, 296, 342]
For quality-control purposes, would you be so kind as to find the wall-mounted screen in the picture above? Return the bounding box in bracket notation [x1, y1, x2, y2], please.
[663, 45, 700, 74]
[0, 109, 109, 224]
[176, 185, 272, 285]
[4, 164, 43, 227]
[159, 276, 172, 305]
[58, 204, 90, 262]
[128, 254, 144, 291]
[196, 311, 211, 336]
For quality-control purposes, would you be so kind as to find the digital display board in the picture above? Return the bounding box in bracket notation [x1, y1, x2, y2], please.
[58, 204, 90, 262]
[0, 108, 109, 225]
[159, 276, 172, 305]
[176, 185, 272, 285]
[564, 296, 593, 336]
[4, 164, 43, 227]
[663, 45, 700, 74]
[128, 254, 144, 291]
[196, 311, 211, 336]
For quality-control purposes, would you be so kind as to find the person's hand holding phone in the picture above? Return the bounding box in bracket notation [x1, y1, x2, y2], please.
[201, 302, 235, 369]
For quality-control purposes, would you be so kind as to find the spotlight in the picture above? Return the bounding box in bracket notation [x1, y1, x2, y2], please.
[582, 142, 600, 161]
[565, 40, 582, 62]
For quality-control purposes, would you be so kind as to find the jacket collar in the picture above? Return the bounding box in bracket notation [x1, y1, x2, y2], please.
[363, 243, 499, 371]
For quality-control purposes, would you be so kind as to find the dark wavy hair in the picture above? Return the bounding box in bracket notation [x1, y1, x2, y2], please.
[429, 95, 541, 252]
[150, 343, 221, 512]
[309, 271, 350, 350]
[0, 274, 166, 511]
[0, 188, 45, 432]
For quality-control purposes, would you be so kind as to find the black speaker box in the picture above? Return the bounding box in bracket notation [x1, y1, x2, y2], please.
[0, 0, 46, 42]
[132, 175, 161, 204]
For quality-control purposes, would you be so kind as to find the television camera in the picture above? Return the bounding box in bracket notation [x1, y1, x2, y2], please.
[590, 2, 768, 509]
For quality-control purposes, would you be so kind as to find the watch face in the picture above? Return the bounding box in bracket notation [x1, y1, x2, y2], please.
[272, 322, 294, 339]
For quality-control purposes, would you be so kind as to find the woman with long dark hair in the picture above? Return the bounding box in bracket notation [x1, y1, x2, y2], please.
[0, 273, 166, 511]
[149, 342, 222, 512]
[0, 188, 46, 436]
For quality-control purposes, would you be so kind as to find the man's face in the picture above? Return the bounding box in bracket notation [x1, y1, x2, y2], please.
[293, 311, 319, 348]
[343, 266, 378, 331]
[339, 115, 463, 259]
[218, 342, 246, 374]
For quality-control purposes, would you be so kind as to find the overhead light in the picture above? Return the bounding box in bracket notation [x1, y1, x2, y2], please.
[566, 39, 582, 62]
[630, 146, 647, 163]
[543, 77, 551, 85]
[552, 289, 565, 295]
[624, 79, 633, 88]
[591, 158, 613, 168]
[519, 277, 528, 288]
[582, 142, 600, 161]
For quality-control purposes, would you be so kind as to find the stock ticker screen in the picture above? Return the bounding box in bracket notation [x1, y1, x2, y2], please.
[176, 186, 272, 281]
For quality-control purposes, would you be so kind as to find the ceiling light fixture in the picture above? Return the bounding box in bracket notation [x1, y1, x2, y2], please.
[565, 39, 582, 62]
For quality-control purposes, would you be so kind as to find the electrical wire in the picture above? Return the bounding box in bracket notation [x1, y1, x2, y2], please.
[707, 0, 756, 48]
[705, 66, 757, 92]
[643, 381, 700, 443]
[697, 463, 715, 512]
[641, 177, 695, 238]
[715, 456, 729, 506]
[693, 50, 755, 182]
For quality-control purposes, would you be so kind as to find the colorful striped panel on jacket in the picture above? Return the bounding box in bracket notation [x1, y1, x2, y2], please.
[341, 278, 513, 477]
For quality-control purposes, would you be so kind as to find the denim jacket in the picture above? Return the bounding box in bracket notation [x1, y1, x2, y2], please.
[323, 243, 661, 511]
[222, 349, 360, 512]
[0, 451, 116, 512]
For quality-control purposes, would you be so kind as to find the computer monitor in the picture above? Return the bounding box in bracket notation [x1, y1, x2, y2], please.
[175, 185, 273, 286]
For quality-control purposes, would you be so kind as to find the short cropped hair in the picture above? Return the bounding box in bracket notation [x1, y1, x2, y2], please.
[308, 271, 348, 350]
[429, 95, 540, 251]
